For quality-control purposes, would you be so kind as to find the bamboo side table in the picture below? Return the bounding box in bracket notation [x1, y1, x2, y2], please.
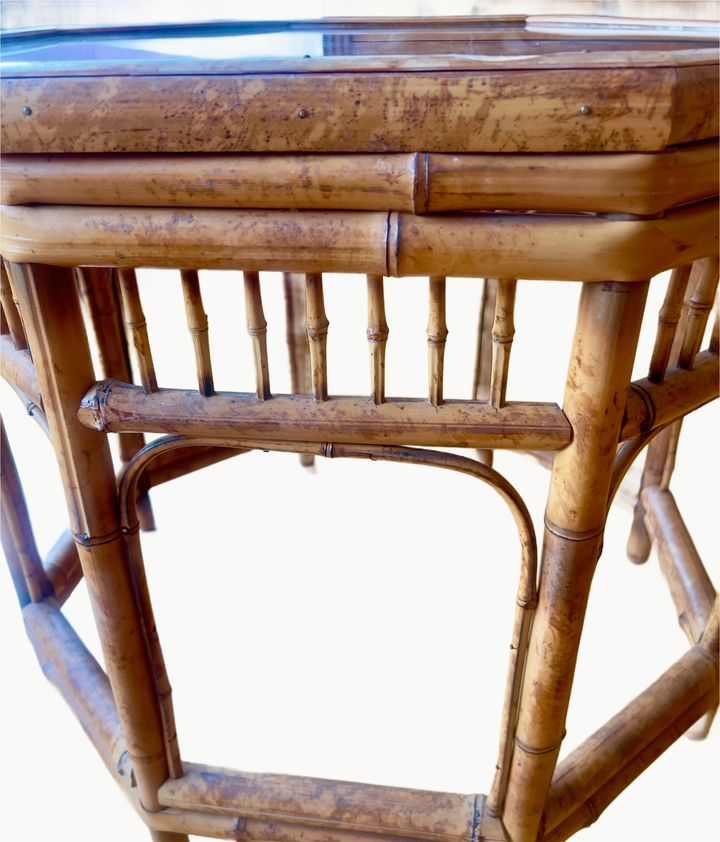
[1, 15, 719, 842]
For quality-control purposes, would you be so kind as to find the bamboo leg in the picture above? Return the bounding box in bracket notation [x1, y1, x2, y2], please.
[502, 280, 649, 842]
[648, 263, 693, 383]
[243, 271, 271, 400]
[180, 270, 214, 397]
[76, 267, 154, 531]
[489, 279, 517, 409]
[1, 502, 31, 607]
[149, 831, 191, 841]
[427, 276, 448, 406]
[305, 273, 329, 403]
[627, 265, 700, 563]
[117, 268, 158, 393]
[284, 273, 314, 468]
[472, 278, 498, 467]
[366, 274, 388, 405]
[43, 529, 83, 607]
[10, 262, 172, 812]
[0, 417, 54, 602]
[678, 255, 720, 370]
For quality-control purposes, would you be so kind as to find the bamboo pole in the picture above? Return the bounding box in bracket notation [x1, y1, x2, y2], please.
[427, 276, 448, 406]
[78, 379, 571, 451]
[659, 418, 682, 490]
[710, 298, 719, 354]
[472, 279, 498, 467]
[305, 273, 329, 403]
[283, 272, 314, 468]
[702, 594, 720, 652]
[502, 280, 649, 842]
[366, 274, 389, 405]
[678, 255, 720, 369]
[0, 258, 27, 350]
[0, 417, 54, 602]
[0, 334, 42, 407]
[11, 261, 171, 811]
[179, 269, 214, 397]
[642, 486, 716, 644]
[648, 263, 693, 383]
[75, 266, 154, 530]
[542, 643, 718, 836]
[244, 271, 271, 401]
[1, 503, 31, 607]
[489, 279, 517, 409]
[43, 529, 83, 607]
[540, 685, 718, 842]
[117, 268, 159, 394]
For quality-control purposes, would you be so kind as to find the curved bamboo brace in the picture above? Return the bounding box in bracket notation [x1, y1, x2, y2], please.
[118, 435, 537, 824]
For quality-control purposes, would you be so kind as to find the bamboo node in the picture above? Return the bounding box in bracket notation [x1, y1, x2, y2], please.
[514, 735, 565, 756]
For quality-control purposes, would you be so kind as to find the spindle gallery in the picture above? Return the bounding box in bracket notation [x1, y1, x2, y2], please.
[1, 15, 718, 842]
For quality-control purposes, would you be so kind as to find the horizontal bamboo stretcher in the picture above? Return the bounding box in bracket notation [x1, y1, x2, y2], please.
[1, 200, 718, 281]
[2, 139, 717, 215]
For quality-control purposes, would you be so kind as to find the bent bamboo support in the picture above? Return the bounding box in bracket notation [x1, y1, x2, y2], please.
[2, 200, 717, 282]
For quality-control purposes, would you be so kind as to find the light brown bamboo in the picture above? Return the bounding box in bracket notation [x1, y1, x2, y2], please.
[540, 684, 718, 842]
[427, 276, 448, 406]
[627, 264, 701, 562]
[78, 379, 571, 451]
[703, 595, 720, 653]
[0, 258, 27, 350]
[75, 266, 153, 529]
[3, 141, 716, 216]
[116, 268, 158, 394]
[642, 486, 716, 645]
[710, 298, 719, 354]
[0, 417, 54, 602]
[178, 269, 214, 397]
[489, 279, 517, 409]
[678, 255, 720, 369]
[305, 273, 329, 403]
[11, 261, 170, 811]
[0, 334, 42, 407]
[3, 200, 718, 283]
[1, 502, 31, 607]
[283, 273, 315, 468]
[243, 271, 271, 401]
[542, 643, 718, 836]
[659, 418, 683, 491]
[620, 350, 719, 441]
[43, 529, 83, 607]
[366, 274, 389, 405]
[472, 279, 498, 467]
[159, 761, 475, 840]
[503, 280, 649, 842]
[648, 263, 693, 383]
[146, 445, 248, 488]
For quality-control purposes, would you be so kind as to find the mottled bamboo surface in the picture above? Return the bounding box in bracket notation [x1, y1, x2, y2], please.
[1, 262, 717, 842]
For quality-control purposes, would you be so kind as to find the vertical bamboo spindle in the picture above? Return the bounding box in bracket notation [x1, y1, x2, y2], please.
[489, 279, 518, 408]
[366, 275, 389, 404]
[648, 263, 693, 382]
[243, 272, 271, 400]
[472, 278, 498, 467]
[427, 276, 448, 406]
[678, 255, 720, 369]
[305, 273, 329, 403]
[502, 280, 649, 842]
[0, 418, 54, 602]
[660, 419, 683, 491]
[284, 273, 314, 467]
[180, 270, 214, 397]
[76, 267, 155, 531]
[117, 268, 158, 393]
[11, 262, 171, 812]
[1, 259, 28, 350]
